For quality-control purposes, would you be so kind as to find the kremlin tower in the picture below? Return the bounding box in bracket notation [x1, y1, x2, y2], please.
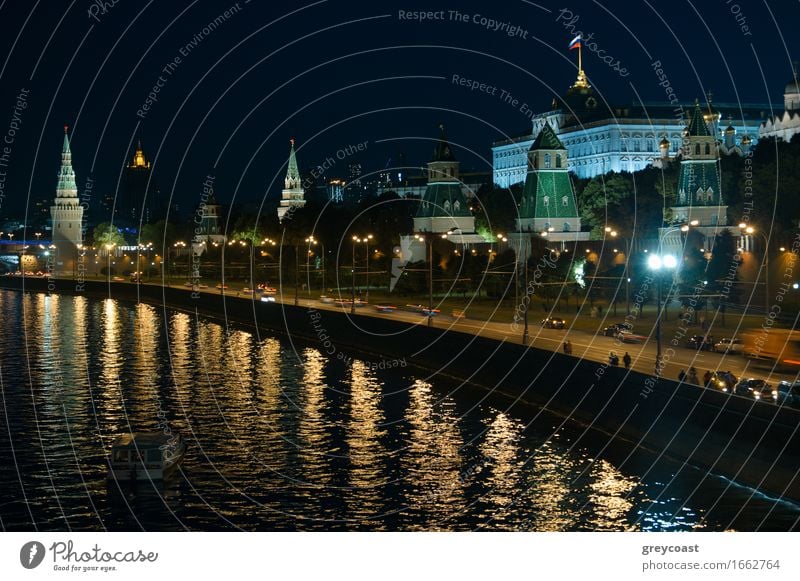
[50, 125, 84, 273]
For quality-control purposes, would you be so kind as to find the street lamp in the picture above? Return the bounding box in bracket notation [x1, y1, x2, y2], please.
[415, 233, 434, 326]
[105, 243, 115, 284]
[305, 236, 319, 297]
[605, 226, 632, 315]
[648, 253, 677, 377]
[738, 223, 769, 315]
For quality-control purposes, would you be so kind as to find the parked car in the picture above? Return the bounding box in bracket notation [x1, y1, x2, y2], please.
[776, 380, 800, 408]
[687, 335, 715, 351]
[706, 371, 738, 392]
[601, 323, 628, 337]
[542, 317, 566, 329]
[713, 338, 744, 354]
[733, 378, 776, 401]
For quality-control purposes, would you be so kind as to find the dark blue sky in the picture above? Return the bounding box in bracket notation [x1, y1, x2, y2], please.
[0, 0, 796, 221]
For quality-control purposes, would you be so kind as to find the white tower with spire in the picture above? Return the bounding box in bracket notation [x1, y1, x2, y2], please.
[50, 126, 84, 270]
[277, 139, 305, 221]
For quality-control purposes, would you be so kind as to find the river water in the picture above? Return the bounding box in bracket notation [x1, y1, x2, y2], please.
[0, 290, 796, 531]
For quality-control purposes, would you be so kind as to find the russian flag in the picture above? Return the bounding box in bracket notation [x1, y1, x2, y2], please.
[568, 35, 581, 50]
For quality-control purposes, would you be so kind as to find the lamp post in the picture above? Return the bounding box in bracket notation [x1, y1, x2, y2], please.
[522, 234, 529, 344]
[605, 226, 633, 315]
[415, 233, 433, 326]
[350, 234, 373, 311]
[647, 253, 677, 377]
[738, 223, 769, 315]
[305, 236, 318, 297]
[105, 243, 114, 284]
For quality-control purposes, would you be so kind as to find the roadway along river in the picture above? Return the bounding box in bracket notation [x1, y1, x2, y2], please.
[0, 289, 797, 531]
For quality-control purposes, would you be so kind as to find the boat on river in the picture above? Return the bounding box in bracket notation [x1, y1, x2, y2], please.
[108, 432, 186, 481]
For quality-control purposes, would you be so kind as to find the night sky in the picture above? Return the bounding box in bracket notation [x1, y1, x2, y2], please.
[0, 0, 797, 222]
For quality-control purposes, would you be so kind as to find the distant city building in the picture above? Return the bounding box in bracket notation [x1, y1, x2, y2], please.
[118, 140, 158, 227]
[277, 139, 306, 222]
[492, 64, 768, 185]
[50, 126, 84, 273]
[759, 71, 800, 141]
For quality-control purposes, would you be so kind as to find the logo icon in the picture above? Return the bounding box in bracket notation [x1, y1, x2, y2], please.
[20, 541, 46, 569]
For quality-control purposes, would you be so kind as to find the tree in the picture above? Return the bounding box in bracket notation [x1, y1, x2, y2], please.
[706, 229, 741, 304]
[473, 183, 520, 237]
[92, 222, 126, 248]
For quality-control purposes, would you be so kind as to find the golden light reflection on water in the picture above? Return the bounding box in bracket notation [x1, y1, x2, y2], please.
[402, 379, 465, 529]
[522, 440, 577, 531]
[97, 299, 124, 421]
[478, 412, 524, 517]
[582, 458, 641, 531]
[297, 348, 332, 478]
[344, 360, 388, 525]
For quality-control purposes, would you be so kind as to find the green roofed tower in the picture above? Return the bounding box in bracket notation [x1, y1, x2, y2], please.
[661, 100, 729, 254]
[667, 101, 727, 225]
[413, 125, 476, 235]
[50, 125, 84, 273]
[516, 123, 581, 234]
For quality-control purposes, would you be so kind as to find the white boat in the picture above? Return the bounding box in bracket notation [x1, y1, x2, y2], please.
[108, 432, 186, 481]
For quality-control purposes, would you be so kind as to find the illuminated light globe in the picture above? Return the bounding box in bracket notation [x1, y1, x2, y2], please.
[647, 255, 663, 270]
[663, 255, 678, 268]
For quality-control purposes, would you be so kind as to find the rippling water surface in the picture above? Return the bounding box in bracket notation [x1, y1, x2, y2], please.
[0, 291, 796, 531]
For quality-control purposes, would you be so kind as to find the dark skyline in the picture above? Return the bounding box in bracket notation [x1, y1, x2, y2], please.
[0, 0, 797, 221]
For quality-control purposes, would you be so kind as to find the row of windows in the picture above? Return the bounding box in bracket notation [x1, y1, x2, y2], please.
[678, 187, 715, 203]
[422, 200, 462, 213]
[541, 195, 571, 207]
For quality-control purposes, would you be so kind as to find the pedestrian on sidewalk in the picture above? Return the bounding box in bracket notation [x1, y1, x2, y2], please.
[622, 352, 631, 369]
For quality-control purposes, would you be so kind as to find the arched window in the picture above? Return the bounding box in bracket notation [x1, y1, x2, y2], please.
[544, 153, 551, 168]
[556, 155, 562, 168]
[696, 187, 704, 202]
[562, 196, 569, 206]
[443, 200, 451, 213]
[706, 187, 714, 202]
[563, 222, 571, 232]
[453, 201, 460, 212]
[705, 143, 711, 155]
[543, 196, 550, 207]
[694, 144, 701, 155]
[544, 222, 551, 230]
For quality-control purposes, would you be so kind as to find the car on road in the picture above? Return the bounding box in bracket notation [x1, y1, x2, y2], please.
[616, 329, 647, 343]
[733, 378, 776, 401]
[374, 304, 397, 313]
[601, 323, 629, 337]
[687, 335, 715, 351]
[216, 283, 229, 290]
[713, 338, 744, 354]
[776, 380, 800, 408]
[112, 276, 125, 282]
[129, 272, 142, 283]
[542, 317, 566, 329]
[706, 371, 738, 393]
